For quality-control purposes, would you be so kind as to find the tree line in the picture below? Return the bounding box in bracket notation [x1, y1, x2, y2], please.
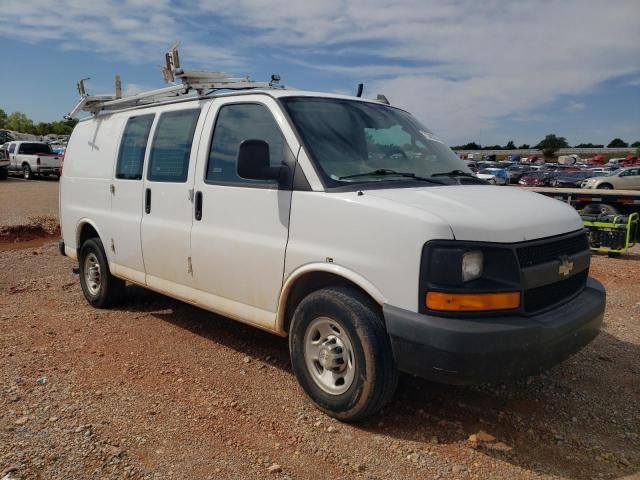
[452, 135, 640, 152]
[0, 108, 78, 136]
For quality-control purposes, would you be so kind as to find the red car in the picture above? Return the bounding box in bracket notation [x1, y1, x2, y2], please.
[518, 171, 553, 186]
[623, 155, 639, 167]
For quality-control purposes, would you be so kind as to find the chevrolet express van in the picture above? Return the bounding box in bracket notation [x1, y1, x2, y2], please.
[60, 90, 605, 421]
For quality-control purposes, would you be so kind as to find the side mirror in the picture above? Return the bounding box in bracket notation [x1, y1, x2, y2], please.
[237, 139, 282, 181]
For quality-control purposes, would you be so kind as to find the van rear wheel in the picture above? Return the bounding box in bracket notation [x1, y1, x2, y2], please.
[289, 286, 398, 422]
[79, 238, 125, 308]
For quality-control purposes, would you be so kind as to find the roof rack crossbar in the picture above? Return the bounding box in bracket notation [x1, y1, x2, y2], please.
[66, 46, 283, 118]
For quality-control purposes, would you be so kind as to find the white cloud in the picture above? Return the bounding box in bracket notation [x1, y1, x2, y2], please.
[195, 0, 640, 142]
[0, 0, 238, 67]
[567, 102, 586, 113]
[0, 0, 638, 143]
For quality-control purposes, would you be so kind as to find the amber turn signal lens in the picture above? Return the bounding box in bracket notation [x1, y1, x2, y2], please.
[426, 291, 520, 312]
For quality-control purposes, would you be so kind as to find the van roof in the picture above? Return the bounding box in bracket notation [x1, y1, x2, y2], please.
[81, 89, 395, 122]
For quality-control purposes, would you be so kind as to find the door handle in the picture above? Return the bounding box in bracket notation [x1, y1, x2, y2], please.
[194, 191, 203, 221]
[145, 188, 151, 214]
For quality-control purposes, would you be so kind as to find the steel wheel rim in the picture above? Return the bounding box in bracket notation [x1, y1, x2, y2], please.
[84, 252, 101, 296]
[303, 317, 356, 395]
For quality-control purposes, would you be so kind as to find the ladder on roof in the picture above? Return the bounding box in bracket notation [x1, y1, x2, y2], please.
[65, 46, 283, 119]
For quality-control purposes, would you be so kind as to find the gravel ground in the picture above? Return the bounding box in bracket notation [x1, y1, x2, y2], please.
[0, 242, 638, 479]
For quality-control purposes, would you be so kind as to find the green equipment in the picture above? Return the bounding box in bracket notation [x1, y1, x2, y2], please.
[580, 212, 639, 255]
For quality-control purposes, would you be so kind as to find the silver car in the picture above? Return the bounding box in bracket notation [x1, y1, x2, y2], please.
[581, 167, 640, 190]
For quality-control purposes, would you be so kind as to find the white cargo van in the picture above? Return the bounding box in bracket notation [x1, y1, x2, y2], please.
[60, 84, 605, 421]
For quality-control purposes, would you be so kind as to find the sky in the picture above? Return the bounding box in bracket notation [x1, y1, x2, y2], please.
[0, 0, 639, 146]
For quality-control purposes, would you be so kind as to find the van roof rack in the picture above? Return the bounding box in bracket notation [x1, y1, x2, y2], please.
[66, 45, 284, 119]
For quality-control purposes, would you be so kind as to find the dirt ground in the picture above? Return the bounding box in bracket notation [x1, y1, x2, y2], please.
[0, 180, 639, 480]
[0, 177, 59, 228]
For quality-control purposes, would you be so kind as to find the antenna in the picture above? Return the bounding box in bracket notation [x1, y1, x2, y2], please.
[66, 46, 286, 118]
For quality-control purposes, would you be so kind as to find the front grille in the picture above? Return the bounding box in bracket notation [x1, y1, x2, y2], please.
[523, 269, 588, 313]
[517, 233, 589, 268]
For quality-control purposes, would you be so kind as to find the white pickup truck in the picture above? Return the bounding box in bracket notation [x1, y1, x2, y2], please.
[5, 141, 62, 179]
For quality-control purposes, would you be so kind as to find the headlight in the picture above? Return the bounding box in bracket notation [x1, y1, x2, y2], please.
[420, 242, 521, 314]
[462, 250, 483, 282]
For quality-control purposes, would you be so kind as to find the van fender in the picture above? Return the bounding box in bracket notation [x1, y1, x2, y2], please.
[275, 263, 387, 335]
[75, 218, 106, 252]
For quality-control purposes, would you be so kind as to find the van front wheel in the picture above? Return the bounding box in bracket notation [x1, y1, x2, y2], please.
[289, 287, 398, 422]
[79, 238, 125, 308]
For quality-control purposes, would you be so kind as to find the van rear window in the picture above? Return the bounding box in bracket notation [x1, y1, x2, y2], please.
[116, 114, 155, 180]
[148, 109, 200, 182]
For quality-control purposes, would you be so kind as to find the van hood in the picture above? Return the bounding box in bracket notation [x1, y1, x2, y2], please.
[366, 185, 583, 243]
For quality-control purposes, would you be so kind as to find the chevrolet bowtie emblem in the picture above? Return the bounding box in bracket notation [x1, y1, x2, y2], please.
[558, 258, 574, 277]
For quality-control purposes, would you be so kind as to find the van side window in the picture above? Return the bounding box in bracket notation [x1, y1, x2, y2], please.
[8, 144, 15, 154]
[207, 104, 284, 184]
[148, 109, 200, 182]
[116, 114, 155, 180]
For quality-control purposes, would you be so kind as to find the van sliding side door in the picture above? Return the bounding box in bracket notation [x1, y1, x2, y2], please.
[140, 104, 206, 297]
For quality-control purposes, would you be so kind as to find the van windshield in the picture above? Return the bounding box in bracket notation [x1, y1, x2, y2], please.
[280, 97, 469, 187]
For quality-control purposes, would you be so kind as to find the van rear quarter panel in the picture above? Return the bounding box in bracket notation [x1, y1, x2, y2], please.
[60, 115, 126, 253]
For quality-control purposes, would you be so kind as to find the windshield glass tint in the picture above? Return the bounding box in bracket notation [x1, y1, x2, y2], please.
[281, 97, 468, 186]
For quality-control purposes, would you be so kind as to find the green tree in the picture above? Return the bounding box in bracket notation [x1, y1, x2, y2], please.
[575, 143, 604, 148]
[505, 140, 516, 149]
[0, 108, 7, 129]
[518, 143, 530, 149]
[631, 141, 640, 148]
[535, 134, 569, 158]
[607, 138, 628, 148]
[5, 112, 35, 134]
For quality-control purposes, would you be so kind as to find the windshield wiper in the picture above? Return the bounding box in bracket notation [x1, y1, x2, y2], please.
[339, 168, 445, 184]
[431, 169, 476, 178]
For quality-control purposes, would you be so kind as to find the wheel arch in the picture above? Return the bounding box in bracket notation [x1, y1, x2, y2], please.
[76, 219, 105, 256]
[276, 264, 386, 335]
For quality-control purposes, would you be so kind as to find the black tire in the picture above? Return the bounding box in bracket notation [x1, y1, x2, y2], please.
[597, 183, 613, 190]
[0, 167, 7, 180]
[22, 164, 32, 180]
[79, 237, 125, 308]
[289, 286, 398, 422]
[583, 203, 619, 216]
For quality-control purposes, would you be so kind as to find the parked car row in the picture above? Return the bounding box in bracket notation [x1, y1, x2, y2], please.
[463, 158, 640, 190]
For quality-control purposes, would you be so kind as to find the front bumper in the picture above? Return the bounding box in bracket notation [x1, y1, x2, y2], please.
[384, 278, 605, 385]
